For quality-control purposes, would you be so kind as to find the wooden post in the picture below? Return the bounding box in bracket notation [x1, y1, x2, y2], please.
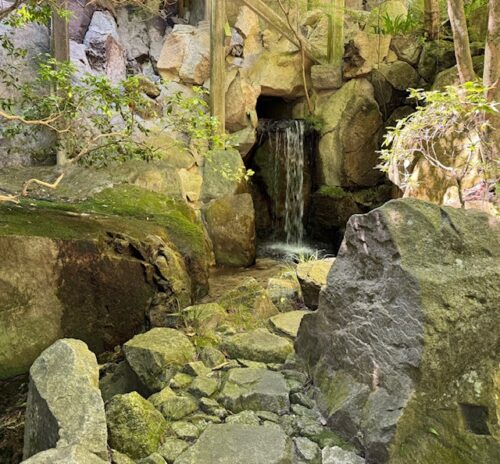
[51, 0, 70, 166]
[328, 0, 344, 67]
[210, 0, 226, 134]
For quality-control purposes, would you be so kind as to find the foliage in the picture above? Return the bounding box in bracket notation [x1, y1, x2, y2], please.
[371, 11, 421, 35]
[464, 0, 488, 17]
[379, 81, 498, 206]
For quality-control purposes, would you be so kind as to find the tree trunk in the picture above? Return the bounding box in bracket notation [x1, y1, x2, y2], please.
[424, 0, 440, 39]
[209, 0, 226, 135]
[447, 0, 475, 83]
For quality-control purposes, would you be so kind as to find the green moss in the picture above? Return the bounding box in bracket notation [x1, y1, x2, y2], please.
[318, 185, 348, 199]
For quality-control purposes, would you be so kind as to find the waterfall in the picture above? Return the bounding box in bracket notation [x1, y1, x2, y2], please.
[269, 120, 305, 244]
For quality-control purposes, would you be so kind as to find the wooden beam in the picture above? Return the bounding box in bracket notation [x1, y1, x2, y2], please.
[51, 0, 69, 63]
[210, 0, 226, 134]
[240, 0, 321, 62]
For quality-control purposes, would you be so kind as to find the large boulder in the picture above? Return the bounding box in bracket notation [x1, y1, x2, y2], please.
[175, 424, 293, 464]
[22, 445, 107, 464]
[343, 31, 391, 78]
[106, 392, 168, 460]
[23, 339, 107, 460]
[204, 193, 256, 267]
[296, 200, 500, 463]
[0, 186, 206, 379]
[124, 328, 197, 391]
[315, 79, 383, 188]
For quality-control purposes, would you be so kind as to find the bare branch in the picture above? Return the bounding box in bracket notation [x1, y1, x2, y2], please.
[21, 172, 65, 196]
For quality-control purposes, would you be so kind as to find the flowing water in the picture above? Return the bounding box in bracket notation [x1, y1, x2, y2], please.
[269, 120, 305, 244]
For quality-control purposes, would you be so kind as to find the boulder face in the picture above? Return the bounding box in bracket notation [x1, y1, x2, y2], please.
[296, 200, 500, 463]
[23, 339, 107, 460]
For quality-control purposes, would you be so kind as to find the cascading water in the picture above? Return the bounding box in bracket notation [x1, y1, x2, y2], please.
[269, 120, 305, 244]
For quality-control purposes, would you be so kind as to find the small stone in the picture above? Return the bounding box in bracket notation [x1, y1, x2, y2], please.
[106, 392, 168, 459]
[158, 438, 189, 463]
[222, 328, 293, 363]
[279, 414, 297, 436]
[148, 386, 176, 407]
[267, 276, 303, 312]
[262, 420, 283, 431]
[181, 303, 227, 332]
[21, 445, 107, 464]
[291, 403, 318, 419]
[137, 453, 167, 464]
[200, 397, 228, 418]
[171, 421, 201, 441]
[156, 393, 199, 421]
[296, 259, 334, 309]
[291, 392, 316, 409]
[256, 411, 280, 423]
[322, 446, 366, 464]
[189, 413, 223, 427]
[111, 449, 135, 464]
[225, 410, 260, 426]
[286, 379, 304, 393]
[237, 359, 267, 369]
[269, 310, 310, 338]
[294, 437, 321, 463]
[294, 416, 325, 442]
[183, 361, 212, 377]
[266, 363, 283, 371]
[169, 373, 193, 389]
[282, 369, 308, 384]
[199, 347, 226, 367]
[188, 376, 218, 398]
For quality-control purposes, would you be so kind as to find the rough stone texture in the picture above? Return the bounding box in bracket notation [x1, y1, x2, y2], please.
[270, 311, 310, 339]
[116, 7, 150, 60]
[296, 200, 500, 463]
[175, 423, 293, 464]
[296, 259, 335, 309]
[157, 25, 209, 85]
[343, 31, 391, 78]
[23, 339, 107, 460]
[377, 61, 420, 91]
[0, 189, 203, 379]
[68, 1, 95, 43]
[322, 447, 365, 464]
[294, 436, 321, 463]
[267, 274, 303, 312]
[158, 438, 189, 463]
[204, 194, 256, 267]
[390, 36, 422, 66]
[417, 39, 456, 82]
[124, 328, 196, 391]
[225, 73, 260, 132]
[315, 79, 383, 188]
[219, 368, 290, 415]
[99, 360, 147, 403]
[21, 445, 107, 464]
[106, 392, 168, 460]
[149, 388, 198, 420]
[311, 65, 342, 90]
[222, 328, 293, 363]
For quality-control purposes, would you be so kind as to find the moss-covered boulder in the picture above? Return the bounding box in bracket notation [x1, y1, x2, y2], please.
[106, 392, 168, 460]
[204, 193, 256, 267]
[0, 198, 193, 379]
[124, 328, 196, 392]
[296, 199, 500, 463]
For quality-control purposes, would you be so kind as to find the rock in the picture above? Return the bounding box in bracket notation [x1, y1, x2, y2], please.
[180, 302, 227, 333]
[467, 5, 488, 42]
[431, 55, 484, 91]
[106, 392, 168, 460]
[170, 373, 194, 389]
[84, 11, 126, 83]
[199, 347, 226, 367]
[124, 328, 196, 391]
[99, 360, 147, 403]
[296, 259, 335, 309]
[417, 39, 456, 82]
[21, 446, 107, 464]
[270, 311, 310, 338]
[366, 1, 408, 30]
[116, 7, 150, 60]
[222, 329, 293, 363]
[68, 1, 95, 43]
[390, 36, 422, 66]
[111, 449, 136, 464]
[377, 61, 420, 91]
[149, 388, 198, 420]
[294, 437, 321, 463]
[315, 79, 383, 188]
[267, 272, 303, 312]
[233, 126, 258, 159]
[183, 361, 212, 377]
[138, 453, 167, 464]
[322, 447, 365, 464]
[188, 376, 219, 398]
[226, 410, 261, 425]
[70, 40, 94, 77]
[178, 168, 203, 203]
[204, 194, 256, 267]
[23, 339, 107, 460]
[157, 25, 209, 84]
[296, 200, 500, 463]
[174, 424, 293, 464]
[171, 421, 200, 440]
[218, 277, 279, 320]
[200, 149, 246, 202]
[344, 31, 391, 78]
[158, 438, 189, 464]
[219, 368, 290, 414]
[225, 73, 260, 132]
[199, 397, 227, 418]
[311, 65, 342, 90]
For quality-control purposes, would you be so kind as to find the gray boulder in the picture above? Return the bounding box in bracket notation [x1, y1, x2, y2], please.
[219, 368, 290, 414]
[174, 424, 293, 464]
[23, 339, 107, 460]
[204, 194, 256, 267]
[322, 447, 365, 464]
[297, 200, 500, 463]
[22, 445, 107, 464]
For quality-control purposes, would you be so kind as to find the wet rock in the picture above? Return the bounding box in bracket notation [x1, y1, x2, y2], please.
[204, 194, 256, 267]
[23, 339, 107, 460]
[322, 447, 365, 464]
[106, 392, 168, 460]
[222, 329, 293, 363]
[21, 445, 107, 464]
[219, 368, 290, 414]
[158, 438, 189, 464]
[175, 424, 293, 464]
[296, 259, 335, 309]
[124, 328, 196, 391]
[297, 200, 500, 463]
[218, 278, 279, 320]
[270, 310, 310, 338]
